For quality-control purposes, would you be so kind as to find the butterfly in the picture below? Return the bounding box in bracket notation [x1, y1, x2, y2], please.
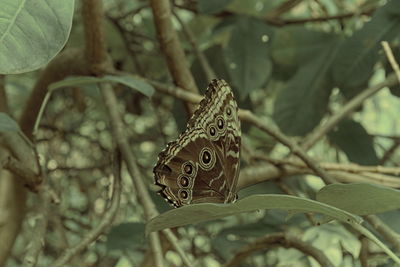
[153, 79, 241, 207]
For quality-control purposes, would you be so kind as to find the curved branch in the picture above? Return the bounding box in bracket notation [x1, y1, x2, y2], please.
[224, 233, 334, 267]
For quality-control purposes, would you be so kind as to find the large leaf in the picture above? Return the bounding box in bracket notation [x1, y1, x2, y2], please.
[328, 119, 379, 165]
[273, 39, 340, 136]
[197, 0, 234, 14]
[331, 0, 400, 91]
[0, 112, 20, 133]
[316, 183, 400, 215]
[224, 16, 273, 99]
[0, 0, 75, 74]
[271, 26, 339, 79]
[49, 75, 155, 97]
[146, 194, 362, 234]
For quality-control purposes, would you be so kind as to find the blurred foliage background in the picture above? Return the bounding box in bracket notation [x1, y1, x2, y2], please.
[1, 0, 400, 266]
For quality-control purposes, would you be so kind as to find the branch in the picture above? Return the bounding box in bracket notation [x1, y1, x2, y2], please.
[175, 3, 375, 27]
[173, 11, 216, 81]
[100, 83, 164, 267]
[149, 0, 199, 113]
[82, 0, 109, 74]
[266, 8, 374, 26]
[237, 159, 400, 190]
[301, 73, 398, 150]
[381, 41, 400, 84]
[365, 215, 400, 252]
[0, 75, 7, 112]
[101, 83, 193, 267]
[239, 110, 337, 184]
[0, 152, 40, 190]
[224, 233, 334, 267]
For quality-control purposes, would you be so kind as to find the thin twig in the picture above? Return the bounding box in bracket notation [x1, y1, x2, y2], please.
[381, 41, 400, 84]
[301, 73, 398, 150]
[100, 83, 193, 267]
[173, 11, 216, 81]
[380, 139, 400, 164]
[100, 83, 164, 267]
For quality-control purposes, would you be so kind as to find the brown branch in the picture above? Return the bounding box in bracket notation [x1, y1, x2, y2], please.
[224, 233, 334, 267]
[0, 153, 40, 190]
[238, 160, 400, 190]
[360, 237, 369, 267]
[0, 75, 8, 112]
[149, 0, 199, 114]
[82, 0, 110, 75]
[380, 139, 400, 164]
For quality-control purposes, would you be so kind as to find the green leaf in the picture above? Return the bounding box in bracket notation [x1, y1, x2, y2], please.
[0, 0, 75, 74]
[103, 75, 155, 97]
[316, 183, 400, 215]
[224, 16, 273, 99]
[106, 222, 146, 251]
[146, 194, 362, 234]
[271, 26, 339, 78]
[328, 119, 378, 165]
[0, 112, 20, 132]
[49, 75, 155, 97]
[198, 0, 234, 14]
[331, 0, 400, 90]
[273, 39, 340, 136]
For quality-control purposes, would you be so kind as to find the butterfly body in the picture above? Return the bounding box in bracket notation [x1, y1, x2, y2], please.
[154, 79, 241, 207]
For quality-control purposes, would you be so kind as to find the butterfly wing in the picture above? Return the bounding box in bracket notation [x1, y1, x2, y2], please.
[154, 79, 241, 207]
